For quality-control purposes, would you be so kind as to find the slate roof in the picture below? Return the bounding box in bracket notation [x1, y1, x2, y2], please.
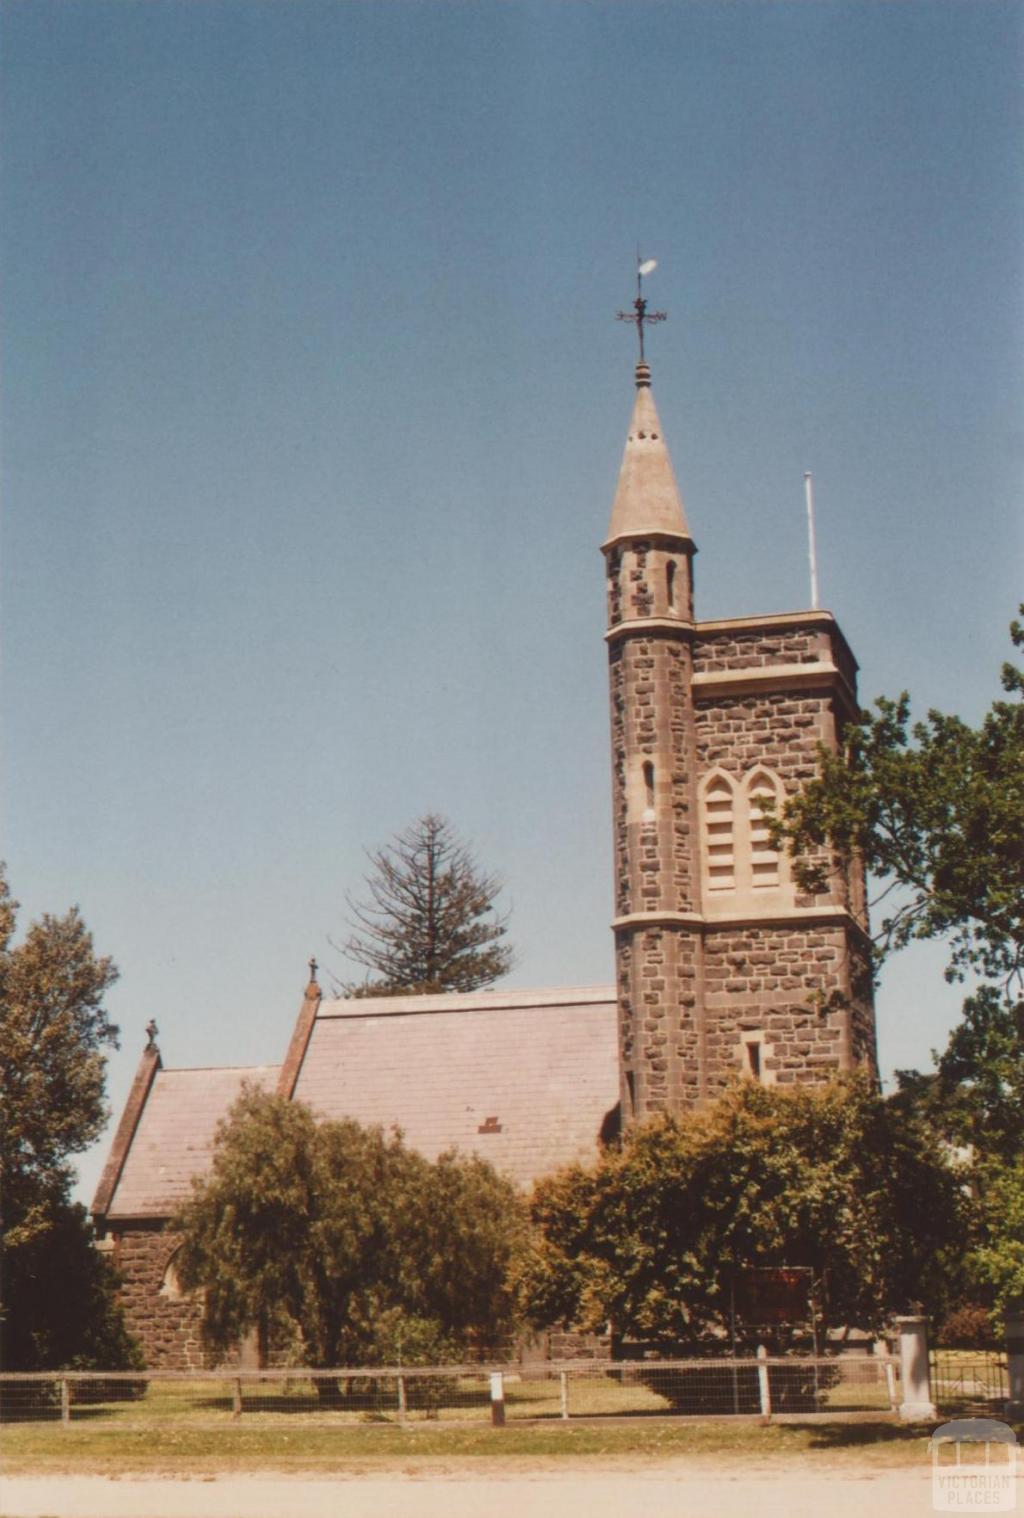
[97, 985, 619, 1220]
[291, 986, 619, 1190]
[102, 1064, 279, 1219]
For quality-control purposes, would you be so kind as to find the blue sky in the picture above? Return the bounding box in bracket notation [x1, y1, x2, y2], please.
[2, 0, 1021, 1205]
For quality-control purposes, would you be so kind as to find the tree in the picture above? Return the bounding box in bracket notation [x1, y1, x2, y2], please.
[174, 1087, 528, 1369]
[0, 866, 137, 1370]
[769, 619, 1024, 1342]
[770, 610, 1023, 992]
[523, 1078, 965, 1349]
[2, 1202, 143, 1374]
[337, 814, 515, 996]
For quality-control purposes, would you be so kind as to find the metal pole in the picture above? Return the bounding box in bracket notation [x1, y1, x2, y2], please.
[397, 1374, 407, 1425]
[60, 1377, 70, 1426]
[804, 471, 820, 610]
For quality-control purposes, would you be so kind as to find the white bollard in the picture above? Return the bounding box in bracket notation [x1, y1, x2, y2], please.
[490, 1370, 505, 1427]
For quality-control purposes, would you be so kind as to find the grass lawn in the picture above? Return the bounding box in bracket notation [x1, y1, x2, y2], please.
[0, 1417, 959, 1475]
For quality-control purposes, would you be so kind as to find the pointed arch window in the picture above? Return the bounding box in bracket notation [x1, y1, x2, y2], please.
[666, 559, 677, 612]
[702, 774, 736, 891]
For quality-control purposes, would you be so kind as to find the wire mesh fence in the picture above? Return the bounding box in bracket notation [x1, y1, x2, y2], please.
[930, 1350, 1009, 1415]
[0, 1354, 899, 1426]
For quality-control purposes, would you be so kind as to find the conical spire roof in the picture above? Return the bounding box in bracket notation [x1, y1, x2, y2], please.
[604, 363, 692, 547]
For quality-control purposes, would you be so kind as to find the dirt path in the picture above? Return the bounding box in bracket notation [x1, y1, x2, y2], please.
[0, 1465, 960, 1518]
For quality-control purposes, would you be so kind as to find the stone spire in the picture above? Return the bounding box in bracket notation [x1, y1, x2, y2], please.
[604, 362, 693, 549]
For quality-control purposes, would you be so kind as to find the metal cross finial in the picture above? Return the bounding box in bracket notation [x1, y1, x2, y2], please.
[308, 956, 318, 982]
[616, 253, 667, 363]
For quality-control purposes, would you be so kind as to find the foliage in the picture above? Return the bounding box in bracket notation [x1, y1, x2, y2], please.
[771, 615, 1024, 1328]
[962, 1157, 1024, 1330]
[1, 1201, 144, 1374]
[0, 868, 120, 1252]
[174, 1087, 528, 1366]
[337, 814, 515, 996]
[524, 1078, 965, 1347]
[770, 610, 1023, 991]
[0, 867, 135, 1371]
[935, 1300, 999, 1350]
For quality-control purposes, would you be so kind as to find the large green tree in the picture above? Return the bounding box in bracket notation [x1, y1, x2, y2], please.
[337, 814, 515, 996]
[0, 867, 136, 1369]
[174, 1087, 527, 1367]
[524, 1078, 965, 1349]
[771, 613, 1024, 1335]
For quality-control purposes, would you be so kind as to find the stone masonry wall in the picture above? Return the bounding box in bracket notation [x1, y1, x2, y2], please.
[608, 633, 698, 917]
[695, 688, 834, 791]
[113, 1226, 206, 1370]
[702, 924, 854, 1089]
[692, 620, 877, 1083]
[616, 924, 703, 1115]
[692, 622, 837, 675]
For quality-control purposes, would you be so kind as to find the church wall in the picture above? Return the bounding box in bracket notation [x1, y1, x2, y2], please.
[112, 1226, 206, 1370]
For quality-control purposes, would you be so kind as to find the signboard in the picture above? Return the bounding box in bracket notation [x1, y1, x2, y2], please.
[733, 1267, 814, 1327]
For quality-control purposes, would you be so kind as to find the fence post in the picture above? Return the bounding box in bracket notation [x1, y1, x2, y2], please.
[60, 1377, 70, 1426]
[559, 1370, 569, 1421]
[895, 1314, 936, 1421]
[884, 1359, 897, 1411]
[489, 1370, 505, 1427]
[1004, 1299, 1024, 1418]
[756, 1345, 771, 1421]
[397, 1375, 407, 1425]
[232, 1377, 242, 1419]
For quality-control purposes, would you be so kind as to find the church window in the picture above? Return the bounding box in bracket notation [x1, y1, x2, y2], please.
[666, 559, 677, 611]
[642, 760, 656, 817]
[746, 772, 782, 889]
[740, 1031, 767, 1081]
[159, 1248, 185, 1300]
[702, 774, 736, 890]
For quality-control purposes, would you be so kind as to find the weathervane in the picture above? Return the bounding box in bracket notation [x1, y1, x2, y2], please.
[617, 252, 666, 363]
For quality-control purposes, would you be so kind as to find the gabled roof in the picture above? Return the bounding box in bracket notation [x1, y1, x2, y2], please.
[291, 985, 619, 1190]
[98, 1064, 279, 1220]
[96, 985, 619, 1222]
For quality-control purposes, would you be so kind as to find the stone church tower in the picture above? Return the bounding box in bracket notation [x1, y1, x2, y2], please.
[604, 358, 876, 1123]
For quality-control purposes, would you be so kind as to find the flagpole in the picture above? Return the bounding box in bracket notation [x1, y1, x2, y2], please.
[804, 471, 820, 610]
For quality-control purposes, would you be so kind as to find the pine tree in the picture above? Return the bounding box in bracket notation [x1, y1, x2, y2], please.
[337, 814, 515, 996]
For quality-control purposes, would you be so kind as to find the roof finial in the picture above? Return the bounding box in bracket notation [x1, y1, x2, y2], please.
[616, 250, 666, 372]
[145, 1017, 159, 1049]
[306, 956, 320, 996]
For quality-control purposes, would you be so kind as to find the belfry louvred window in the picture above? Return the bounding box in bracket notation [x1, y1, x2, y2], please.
[747, 772, 782, 889]
[703, 775, 736, 890]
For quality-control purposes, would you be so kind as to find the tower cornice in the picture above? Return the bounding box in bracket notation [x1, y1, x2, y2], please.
[601, 528, 696, 555]
[605, 616, 695, 644]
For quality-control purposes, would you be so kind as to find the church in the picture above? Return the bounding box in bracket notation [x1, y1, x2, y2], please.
[92, 323, 877, 1368]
